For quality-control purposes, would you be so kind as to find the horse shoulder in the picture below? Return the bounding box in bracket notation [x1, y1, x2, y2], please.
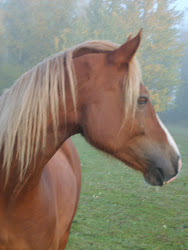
[42, 138, 81, 241]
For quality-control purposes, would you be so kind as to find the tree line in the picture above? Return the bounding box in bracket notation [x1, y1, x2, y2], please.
[0, 0, 186, 113]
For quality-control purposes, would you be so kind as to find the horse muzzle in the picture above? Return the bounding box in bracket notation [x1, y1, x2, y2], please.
[144, 156, 182, 186]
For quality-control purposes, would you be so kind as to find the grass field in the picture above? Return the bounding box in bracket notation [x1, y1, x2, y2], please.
[66, 124, 188, 250]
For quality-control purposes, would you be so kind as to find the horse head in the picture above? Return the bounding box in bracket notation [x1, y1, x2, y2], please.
[75, 30, 181, 186]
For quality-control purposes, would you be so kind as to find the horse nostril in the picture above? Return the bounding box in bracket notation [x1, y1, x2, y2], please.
[157, 167, 164, 179]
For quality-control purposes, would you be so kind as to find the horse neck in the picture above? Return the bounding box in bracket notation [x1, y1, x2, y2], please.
[0, 90, 80, 203]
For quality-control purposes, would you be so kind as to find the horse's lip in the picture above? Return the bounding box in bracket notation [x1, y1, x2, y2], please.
[163, 175, 177, 185]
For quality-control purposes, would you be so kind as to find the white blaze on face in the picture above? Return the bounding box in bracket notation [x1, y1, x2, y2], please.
[156, 115, 182, 183]
[156, 115, 180, 156]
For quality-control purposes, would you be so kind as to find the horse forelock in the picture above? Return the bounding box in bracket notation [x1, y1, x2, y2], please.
[0, 40, 141, 183]
[123, 58, 142, 119]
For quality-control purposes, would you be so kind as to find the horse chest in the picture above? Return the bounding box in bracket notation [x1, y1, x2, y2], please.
[0, 204, 59, 250]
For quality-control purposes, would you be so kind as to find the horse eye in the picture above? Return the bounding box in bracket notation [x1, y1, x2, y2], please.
[138, 96, 148, 105]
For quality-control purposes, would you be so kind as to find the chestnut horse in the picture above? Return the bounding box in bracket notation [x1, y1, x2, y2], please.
[0, 30, 181, 249]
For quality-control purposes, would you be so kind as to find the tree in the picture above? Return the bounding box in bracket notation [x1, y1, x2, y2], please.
[2, 0, 77, 67]
[137, 0, 183, 111]
[166, 27, 188, 124]
[0, 0, 78, 89]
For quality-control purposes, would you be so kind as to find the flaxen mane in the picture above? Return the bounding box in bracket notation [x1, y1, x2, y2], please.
[0, 40, 141, 182]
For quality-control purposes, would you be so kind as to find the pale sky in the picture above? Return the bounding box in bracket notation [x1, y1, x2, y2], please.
[175, 0, 188, 25]
[176, 0, 188, 10]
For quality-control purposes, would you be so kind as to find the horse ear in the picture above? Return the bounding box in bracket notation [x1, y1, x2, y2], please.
[107, 29, 143, 67]
[126, 34, 132, 42]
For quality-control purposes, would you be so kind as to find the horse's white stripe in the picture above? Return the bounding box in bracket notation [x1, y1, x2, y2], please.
[156, 115, 180, 156]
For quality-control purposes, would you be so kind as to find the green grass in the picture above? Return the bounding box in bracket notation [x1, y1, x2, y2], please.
[66, 124, 188, 250]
